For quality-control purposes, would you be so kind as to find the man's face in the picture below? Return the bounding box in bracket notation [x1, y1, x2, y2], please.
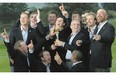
[96, 9, 107, 23]
[30, 13, 37, 27]
[48, 13, 57, 25]
[20, 13, 29, 26]
[42, 51, 51, 64]
[55, 17, 65, 27]
[70, 20, 80, 32]
[81, 14, 87, 24]
[86, 15, 96, 27]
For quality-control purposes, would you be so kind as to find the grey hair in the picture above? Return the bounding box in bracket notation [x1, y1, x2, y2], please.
[14, 40, 23, 50]
[72, 50, 83, 61]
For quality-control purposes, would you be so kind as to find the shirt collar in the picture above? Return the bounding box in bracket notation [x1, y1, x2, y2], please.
[42, 62, 50, 67]
[20, 25, 28, 31]
[72, 61, 82, 66]
[98, 20, 107, 29]
[88, 25, 97, 32]
[49, 24, 53, 29]
[31, 24, 37, 29]
[93, 25, 97, 30]
[71, 29, 80, 36]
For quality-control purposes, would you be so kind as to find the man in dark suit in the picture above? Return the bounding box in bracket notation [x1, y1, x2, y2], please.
[0, 33, 34, 72]
[13, 10, 45, 42]
[54, 50, 85, 72]
[13, 40, 34, 72]
[1, 11, 39, 72]
[44, 16, 71, 71]
[55, 20, 88, 70]
[29, 9, 45, 39]
[44, 11, 57, 35]
[59, 5, 90, 69]
[43, 11, 58, 59]
[36, 50, 60, 72]
[89, 9, 115, 72]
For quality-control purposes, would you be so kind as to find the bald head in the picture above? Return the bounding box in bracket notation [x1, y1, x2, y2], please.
[96, 9, 108, 23]
[97, 9, 108, 16]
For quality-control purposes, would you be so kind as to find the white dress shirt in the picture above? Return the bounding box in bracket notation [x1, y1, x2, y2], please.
[72, 61, 82, 67]
[65, 32, 78, 60]
[43, 63, 50, 72]
[96, 21, 107, 34]
[4, 26, 28, 43]
[88, 25, 97, 39]
[31, 24, 37, 29]
[21, 26, 28, 43]
[49, 24, 53, 30]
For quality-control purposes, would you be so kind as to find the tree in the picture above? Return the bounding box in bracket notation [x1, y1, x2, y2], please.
[0, 3, 28, 23]
[103, 3, 116, 11]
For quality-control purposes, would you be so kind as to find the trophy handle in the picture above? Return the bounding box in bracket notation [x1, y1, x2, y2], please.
[56, 32, 59, 40]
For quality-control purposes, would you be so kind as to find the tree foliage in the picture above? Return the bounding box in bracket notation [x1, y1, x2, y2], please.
[0, 3, 115, 32]
[39, 3, 99, 26]
[103, 3, 116, 11]
[46, 3, 99, 15]
[0, 3, 28, 23]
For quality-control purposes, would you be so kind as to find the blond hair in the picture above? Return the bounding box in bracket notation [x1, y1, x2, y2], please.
[86, 12, 96, 20]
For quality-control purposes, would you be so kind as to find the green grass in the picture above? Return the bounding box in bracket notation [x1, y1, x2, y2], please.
[0, 41, 10, 72]
[111, 38, 116, 72]
[0, 19, 116, 72]
[109, 18, 116, 32]
[109, 18, 116, 72]
[109, 18, 116, 61]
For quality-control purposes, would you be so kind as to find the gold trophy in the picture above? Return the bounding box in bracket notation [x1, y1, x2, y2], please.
[54, 25, 61, 40]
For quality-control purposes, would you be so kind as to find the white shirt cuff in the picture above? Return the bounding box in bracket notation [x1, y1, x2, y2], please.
[62, 42, 65, 47]
[45, 34, 52, 40]
[65, 16, 69, 18]
[4, 39, 10, 43]
[29, 48, 34, 53]
[37, 19, 41, 23]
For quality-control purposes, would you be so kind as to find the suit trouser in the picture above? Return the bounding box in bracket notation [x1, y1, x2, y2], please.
[10, 66, 14, 72]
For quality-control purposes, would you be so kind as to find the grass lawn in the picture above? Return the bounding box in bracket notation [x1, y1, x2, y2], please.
[109, 18, 116, 72]
[111, 38, 116, 72]
[0, 41, 10, 72]
[0, 19, 116, 72]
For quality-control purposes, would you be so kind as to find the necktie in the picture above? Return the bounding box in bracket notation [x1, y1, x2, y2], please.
[93, 26, 98, 35]
[26, 53, 30, 72]
[26, 54, 30, 67]
[46, 65, 50, 72]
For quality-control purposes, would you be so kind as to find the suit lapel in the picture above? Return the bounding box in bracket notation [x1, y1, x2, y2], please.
[67, 35, 71, 43]
[71, 31, 81, 45]
[17, 27, 23, 40]
[26, 28, 31, 45]
[98, 22, 108, 35]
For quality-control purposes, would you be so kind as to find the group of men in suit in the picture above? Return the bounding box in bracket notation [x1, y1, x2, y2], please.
[0, 4, 115, 72]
